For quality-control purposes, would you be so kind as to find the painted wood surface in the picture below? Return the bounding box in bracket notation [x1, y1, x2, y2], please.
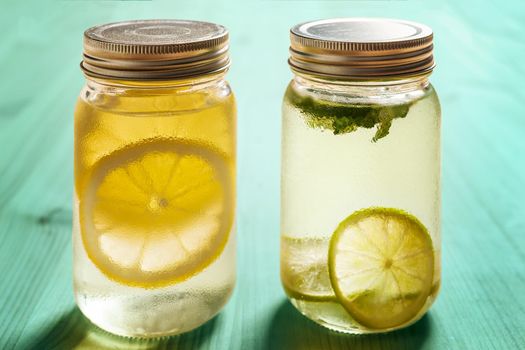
[0, 0, 524, 349]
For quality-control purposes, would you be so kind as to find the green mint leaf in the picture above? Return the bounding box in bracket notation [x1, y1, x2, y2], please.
[285, 87, 412, 142]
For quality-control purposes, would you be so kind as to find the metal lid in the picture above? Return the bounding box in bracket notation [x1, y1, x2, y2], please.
[81, 19, 230, 80]
[289, 18, 434, 79]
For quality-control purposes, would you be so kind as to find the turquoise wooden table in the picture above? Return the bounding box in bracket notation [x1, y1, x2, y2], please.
[1, 0, 524, 349]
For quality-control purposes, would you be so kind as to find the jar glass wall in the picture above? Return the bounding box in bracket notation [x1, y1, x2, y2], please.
[281, 74, 440, 333]
[74, 74, 236, 337]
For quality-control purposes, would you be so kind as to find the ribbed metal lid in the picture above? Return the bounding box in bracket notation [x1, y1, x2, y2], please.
[289, 18, 434, 79]
[81, 19, 230, 80]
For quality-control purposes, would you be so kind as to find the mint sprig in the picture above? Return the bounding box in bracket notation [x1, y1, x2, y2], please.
[285, 87, 412, 142]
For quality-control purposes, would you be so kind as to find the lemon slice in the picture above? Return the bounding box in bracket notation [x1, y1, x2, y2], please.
[79, 138, 233, 288]
[328, 207, 434, 329]
[281, 236, 335, 301]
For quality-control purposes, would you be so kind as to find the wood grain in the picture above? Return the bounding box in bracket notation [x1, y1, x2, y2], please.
[1, 0, 524, 349]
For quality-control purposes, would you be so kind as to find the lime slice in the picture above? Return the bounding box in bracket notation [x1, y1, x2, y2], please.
[281, 236, 335, 301]
[328, 207, 434, 329]
[80, 138, 233, 288]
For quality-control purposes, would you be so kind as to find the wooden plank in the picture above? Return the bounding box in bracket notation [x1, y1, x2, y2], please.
[1, 0, 524, 349]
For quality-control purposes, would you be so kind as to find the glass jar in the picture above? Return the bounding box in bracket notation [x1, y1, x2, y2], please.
[73, 20, 236, 338]
[280, 18, 441, 333]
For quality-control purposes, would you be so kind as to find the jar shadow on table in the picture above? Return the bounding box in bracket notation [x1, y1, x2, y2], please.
[265, 299, 432, 350]
[24, 307, 218, 350]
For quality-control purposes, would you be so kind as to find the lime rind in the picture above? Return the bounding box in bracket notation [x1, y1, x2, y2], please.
[281, 236, 336, 302]
[328, 207, 434, 330]
[332, 207, 429, 237]
[282, 286, 338, 303]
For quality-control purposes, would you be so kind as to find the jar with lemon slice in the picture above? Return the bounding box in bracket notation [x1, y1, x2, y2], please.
[73, 20, 236, 337]
[281, 18, 441, 333]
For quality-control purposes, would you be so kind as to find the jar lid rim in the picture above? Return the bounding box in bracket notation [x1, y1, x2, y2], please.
[289, 18, 435, 79]
[82, 19, 230, 80]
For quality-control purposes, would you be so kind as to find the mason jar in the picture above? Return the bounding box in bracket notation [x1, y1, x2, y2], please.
[280, 18, 441, 333]
[73, 20, 236, 337]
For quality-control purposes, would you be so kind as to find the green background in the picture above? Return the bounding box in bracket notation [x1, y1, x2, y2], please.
[1, 0, 524, 349]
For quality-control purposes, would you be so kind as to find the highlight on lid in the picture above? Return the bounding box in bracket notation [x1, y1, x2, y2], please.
[288, 18, 434, 79]
[81, 19, 230, 80]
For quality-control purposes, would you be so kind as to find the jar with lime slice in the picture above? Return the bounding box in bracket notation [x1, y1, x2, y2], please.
[73, 20, 236, 337]
[281, 18, 441, 333]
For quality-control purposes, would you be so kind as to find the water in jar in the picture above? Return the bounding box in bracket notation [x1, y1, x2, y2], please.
[281, 82, 441, 333]
[73, 79, 236, 337]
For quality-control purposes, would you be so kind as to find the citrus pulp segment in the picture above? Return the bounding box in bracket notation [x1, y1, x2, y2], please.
[328, 207, 434, 329]
[281, 236, 335, 301]
[79, 138, 233, 288]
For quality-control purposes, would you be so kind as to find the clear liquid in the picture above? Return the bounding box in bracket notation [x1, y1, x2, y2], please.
[73, 210, 235, 337]
[281, 84, 441, 333]
[73, 78, 236, 337]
